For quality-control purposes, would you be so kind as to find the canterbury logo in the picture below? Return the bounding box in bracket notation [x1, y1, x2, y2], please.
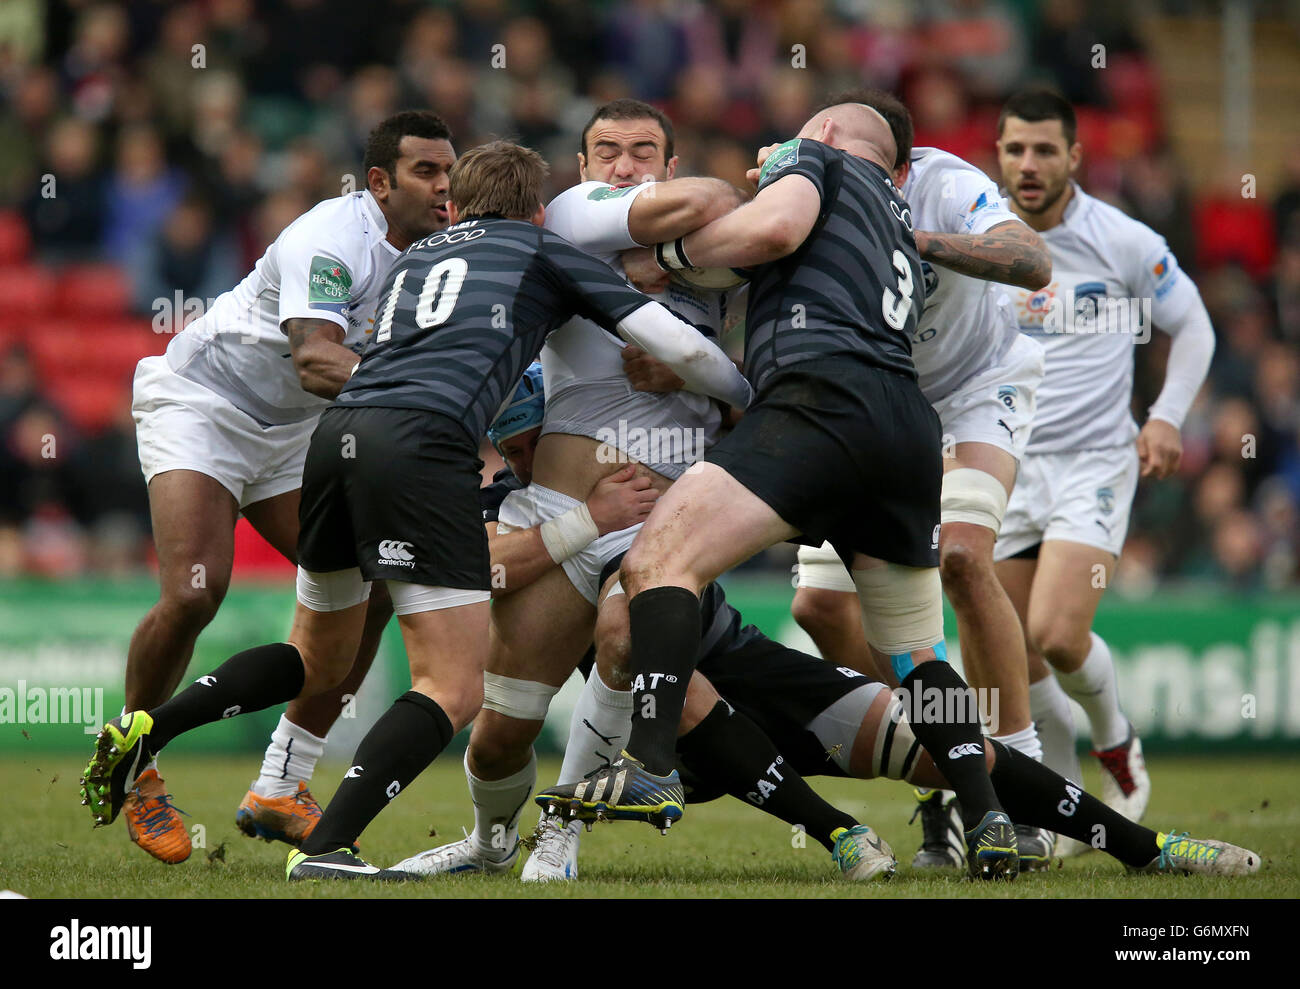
[344, 765, 364, 778]
[378, 540, 414, 562]
[948, 742, 983, 759]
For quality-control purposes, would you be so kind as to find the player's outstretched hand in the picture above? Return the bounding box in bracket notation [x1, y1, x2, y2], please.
[586, 464, 660, 535]
[1137, 419, 1182, 479]
[621, 246, 670, 295]
[621, 344, 686, 393]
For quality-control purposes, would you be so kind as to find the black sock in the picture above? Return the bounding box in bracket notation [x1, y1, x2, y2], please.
[900, 662, 1000, 830]
[148, 642, 305, 752]
[301, 691, 454, 855]
[626, 586, 700, 775]
[678, 701, 858, 852]
[989, 741, 1160, 867]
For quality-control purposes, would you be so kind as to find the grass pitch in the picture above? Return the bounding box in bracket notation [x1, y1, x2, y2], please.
[2, 752, 1296, 899]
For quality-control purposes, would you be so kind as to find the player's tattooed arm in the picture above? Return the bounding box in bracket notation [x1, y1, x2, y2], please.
[284, 318, 360, 399]
[913, 220, 1051, 290]
[627, 178, 749, 246]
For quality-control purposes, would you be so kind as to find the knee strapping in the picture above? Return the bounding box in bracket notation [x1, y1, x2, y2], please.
[481, 673, 560, 721]
[871, 691, 925, 782]
[941, 467, 1009, 532]
[850, 564, 945, 658]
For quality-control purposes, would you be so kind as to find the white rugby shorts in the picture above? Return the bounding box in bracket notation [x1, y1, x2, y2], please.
[496, 481, 641, 605]
[994, 444, 1139, 559]
[931, 333, 1044, 460]
[133, 355, 315, 508]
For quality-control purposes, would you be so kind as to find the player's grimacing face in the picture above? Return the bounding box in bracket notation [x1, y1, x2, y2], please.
[580, 119, 676, 186]
[376, 136, 456, 238]
[997, 117, 1078, 214]
[500, 427, 541, 486]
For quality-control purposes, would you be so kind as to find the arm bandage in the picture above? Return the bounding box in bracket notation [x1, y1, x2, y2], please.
[539, 504, 599, 564]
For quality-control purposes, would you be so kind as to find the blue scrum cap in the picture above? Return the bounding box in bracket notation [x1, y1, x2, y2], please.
[488, 362, 545, 449]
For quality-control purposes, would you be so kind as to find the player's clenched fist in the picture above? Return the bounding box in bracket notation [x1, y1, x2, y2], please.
[1137, 419, 1182, 479]
[587, 464, 661, 534]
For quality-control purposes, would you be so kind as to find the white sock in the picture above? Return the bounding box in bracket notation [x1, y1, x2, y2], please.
[1053, 632, 1128, 751]
[993, 723, 1043, 761]
[252, 714, 326, 798]
[467, 747, 535, 860]
[1028, 674, 1083, 784]
[557, 667, 633, 785]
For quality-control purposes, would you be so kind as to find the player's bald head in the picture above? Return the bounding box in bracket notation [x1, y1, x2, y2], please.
[797, 103, 897, 172]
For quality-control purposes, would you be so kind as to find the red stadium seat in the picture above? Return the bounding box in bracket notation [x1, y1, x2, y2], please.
[0, 265, 55, 318]
[54, 264, 132, 319]
[27, 318, 162, 382]
[0, 211, 32, 265]
[45, 374, 130, 434]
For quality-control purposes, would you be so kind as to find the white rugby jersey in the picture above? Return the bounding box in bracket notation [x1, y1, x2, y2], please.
[541, 180, 733, 478]
[165, 191, 399, 426]
[1008, 183, 1202, 452]
[904, 147, 1025, 404]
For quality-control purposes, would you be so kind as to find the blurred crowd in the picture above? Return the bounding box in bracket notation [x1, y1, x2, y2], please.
[0, 0, 1297, 593]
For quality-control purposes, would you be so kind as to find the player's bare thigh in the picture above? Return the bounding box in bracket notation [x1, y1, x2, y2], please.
[622, 462, 798, 596]
[242, 488, 301, 563]
[946, 441, 1017, 496]
[145, 469, 240, 601]
[469, 564, 596, 775]
[488, 563, 595, 687]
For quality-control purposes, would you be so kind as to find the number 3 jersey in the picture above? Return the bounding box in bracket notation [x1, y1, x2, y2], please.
[164, 191, 399, 427]
[336, 217, 657, 444]
[744, 137, 923, 391]
[902, 147, 1026, 404]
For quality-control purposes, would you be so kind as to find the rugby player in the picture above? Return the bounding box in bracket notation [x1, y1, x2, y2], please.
[401, 99, 755, 881]
[120, 111, 454, 863]
[395, 404, 1259, 883]
[81, 141, 753, 880]
[993, 90, 1216, 848]
[537, 103, 1025, 878]
[787, 90, 1058, 870]
[564, 556, 1260, 881]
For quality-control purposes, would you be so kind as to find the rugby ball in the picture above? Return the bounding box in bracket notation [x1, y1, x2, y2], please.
[667, 265, 751, 291]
